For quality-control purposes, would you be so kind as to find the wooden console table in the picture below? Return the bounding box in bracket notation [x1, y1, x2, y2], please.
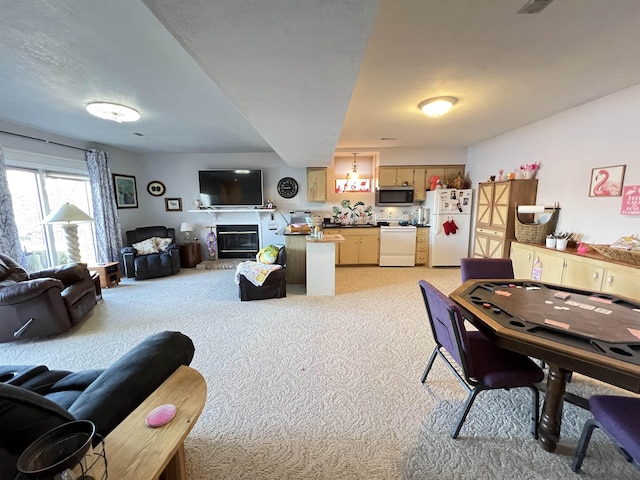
[104, 365, 207, 480]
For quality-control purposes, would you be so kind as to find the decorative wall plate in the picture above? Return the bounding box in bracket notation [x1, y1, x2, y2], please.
[277, 177, 299, 198]
[147, 180, 166, 196]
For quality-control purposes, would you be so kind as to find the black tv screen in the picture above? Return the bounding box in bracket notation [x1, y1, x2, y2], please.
[199, 169, 264, 207]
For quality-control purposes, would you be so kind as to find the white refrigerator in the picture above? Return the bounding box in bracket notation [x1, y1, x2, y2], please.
[424, 188, 473, 267]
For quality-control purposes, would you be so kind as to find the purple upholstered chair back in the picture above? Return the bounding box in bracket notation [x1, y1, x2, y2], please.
[418, 280, 471, 377]
[590, 395, 640, 462]
[460, 258, 514, 283]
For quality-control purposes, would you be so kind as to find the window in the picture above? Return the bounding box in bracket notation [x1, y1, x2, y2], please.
[7, 167, 97, 271]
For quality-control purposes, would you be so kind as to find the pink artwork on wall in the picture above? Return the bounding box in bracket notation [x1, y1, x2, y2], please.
[589, 165, 625, 197]
[621, 185, 640, 215]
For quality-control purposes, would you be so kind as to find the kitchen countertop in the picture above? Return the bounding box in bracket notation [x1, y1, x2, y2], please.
[306, 234, 345, 243]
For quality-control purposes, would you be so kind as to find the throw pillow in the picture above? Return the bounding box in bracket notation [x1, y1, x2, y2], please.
[132, 238, 158, 255]
[256, 245, 279, 264]
[154, 237, 173, 252]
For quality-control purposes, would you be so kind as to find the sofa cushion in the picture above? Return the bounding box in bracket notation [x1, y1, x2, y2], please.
[132, 237, 159, 255]
[154, 236, 174, 252]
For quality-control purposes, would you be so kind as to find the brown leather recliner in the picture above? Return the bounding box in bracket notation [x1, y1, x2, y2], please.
[0, 254, 97, 343]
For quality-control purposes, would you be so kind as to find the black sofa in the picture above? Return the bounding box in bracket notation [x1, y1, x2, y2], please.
[0, 331, 195, 479]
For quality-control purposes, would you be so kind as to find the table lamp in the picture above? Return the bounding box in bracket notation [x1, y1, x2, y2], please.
[42, 203, 94, 263]
[180, 222, 194, 242]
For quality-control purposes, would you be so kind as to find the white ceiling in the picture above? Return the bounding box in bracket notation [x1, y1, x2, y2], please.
[2, 1, 640, 168]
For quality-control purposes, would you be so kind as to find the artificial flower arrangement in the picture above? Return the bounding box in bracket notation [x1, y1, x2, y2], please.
[520, 162, 540, 172]
[332, 200, 374, 225]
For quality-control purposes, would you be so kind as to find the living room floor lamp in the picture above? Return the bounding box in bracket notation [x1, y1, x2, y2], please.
[42, 203, 94, 263]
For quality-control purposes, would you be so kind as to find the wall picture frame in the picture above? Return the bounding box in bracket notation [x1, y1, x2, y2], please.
[165, 197, 182, 212]
[113, 174, 138, 208]
[589, 164, 626, 197]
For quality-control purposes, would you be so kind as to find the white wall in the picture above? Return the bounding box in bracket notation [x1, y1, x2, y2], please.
[467, 83, 640, 245]
[134, 152, 308, 247]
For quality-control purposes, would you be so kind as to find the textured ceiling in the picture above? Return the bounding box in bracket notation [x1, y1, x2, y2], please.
[1, 1, 640, 167]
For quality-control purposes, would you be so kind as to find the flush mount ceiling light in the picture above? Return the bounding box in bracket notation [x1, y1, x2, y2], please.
[86, 102, 140, 123]
[418, 96, 458, 118]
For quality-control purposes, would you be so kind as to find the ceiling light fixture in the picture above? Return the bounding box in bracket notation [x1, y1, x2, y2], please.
[86, 102, 140, 123]
[347, 153, 359, 180]
[418, 96, 458, 118]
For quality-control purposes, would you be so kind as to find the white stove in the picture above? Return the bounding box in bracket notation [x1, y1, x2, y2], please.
[379, 225, 417, 267]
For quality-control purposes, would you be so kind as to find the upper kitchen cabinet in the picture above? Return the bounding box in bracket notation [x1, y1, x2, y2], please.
[378, 167, 415, 187]
[473, 179, 538, 259]
[307, 167, 327, 202]
[424, 165, 466, 189]
[413, 168, 426, 201]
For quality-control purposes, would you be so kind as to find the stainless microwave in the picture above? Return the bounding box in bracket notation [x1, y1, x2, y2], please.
[375, 187, 415, 206]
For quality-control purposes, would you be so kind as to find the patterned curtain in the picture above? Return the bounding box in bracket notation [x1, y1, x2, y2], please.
[0, 143, 25, 264]
[86, 149, 123, 262]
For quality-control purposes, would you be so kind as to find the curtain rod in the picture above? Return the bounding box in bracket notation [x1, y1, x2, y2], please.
[0, 130, 90, 153]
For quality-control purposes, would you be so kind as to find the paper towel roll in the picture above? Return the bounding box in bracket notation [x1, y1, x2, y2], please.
[517, 205, 545, 214]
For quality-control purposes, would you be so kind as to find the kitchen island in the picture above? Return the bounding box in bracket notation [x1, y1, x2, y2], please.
[306, 233, 345, 295]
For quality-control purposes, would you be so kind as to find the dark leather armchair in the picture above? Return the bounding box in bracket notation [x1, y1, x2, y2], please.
[121, 226, 181, 280]
[238, 246, 287, 301]
[0, 254, 97, 343]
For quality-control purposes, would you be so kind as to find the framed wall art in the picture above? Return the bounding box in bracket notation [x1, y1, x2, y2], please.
[147, 180, 166, 197]
[165, 197, 182, 212]
[589, 165, 625, 197]
[113, 174, 138, 208]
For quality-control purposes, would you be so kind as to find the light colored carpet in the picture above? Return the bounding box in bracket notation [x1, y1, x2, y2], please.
[1, 266, 637, 479]
[196, 258, 246, 269]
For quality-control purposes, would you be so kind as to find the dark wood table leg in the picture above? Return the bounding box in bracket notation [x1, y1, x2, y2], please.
[539, 364, 571, 452]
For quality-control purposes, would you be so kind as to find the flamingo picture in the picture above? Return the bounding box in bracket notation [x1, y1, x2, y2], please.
[591, 167, 624, 196]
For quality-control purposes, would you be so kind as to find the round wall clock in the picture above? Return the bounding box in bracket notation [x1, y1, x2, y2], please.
[277, 177, 299, 198]
[147, 180, 166, 197]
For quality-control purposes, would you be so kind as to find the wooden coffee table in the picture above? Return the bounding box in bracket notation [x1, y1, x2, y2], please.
[104, 365, 207, 479]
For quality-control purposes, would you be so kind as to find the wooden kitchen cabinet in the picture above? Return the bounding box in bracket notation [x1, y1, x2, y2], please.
[510, 242, 535, 278]
[415, 227, 430, 265]
[563, 256, 604, 291]
[307, 167, 327, 202]
[510, 241, 640, 299]
[413, 168, 426, 201]
[601, 265, 640, 299]
[473, 179, 537, 259]
[425, 165, 466, 188]
[335, 229, 379, 265]
[378, 167, 415, 187]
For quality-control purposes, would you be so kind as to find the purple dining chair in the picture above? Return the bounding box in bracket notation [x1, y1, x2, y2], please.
[460, 257, 515, 282]
[418, 280, 544, 439]
[571, 395, 640, 472]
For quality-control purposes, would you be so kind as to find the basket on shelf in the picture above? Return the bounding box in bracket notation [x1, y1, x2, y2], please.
[514, 207, 559, 244]
[591, 244, 640, 266]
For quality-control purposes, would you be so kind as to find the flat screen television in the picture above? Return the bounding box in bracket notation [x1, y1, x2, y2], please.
[199, 169, 264, 207]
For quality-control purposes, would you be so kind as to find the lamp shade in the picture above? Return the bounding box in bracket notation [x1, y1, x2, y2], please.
[180, 222, 193, 232]
[42, 203, 93, 224]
